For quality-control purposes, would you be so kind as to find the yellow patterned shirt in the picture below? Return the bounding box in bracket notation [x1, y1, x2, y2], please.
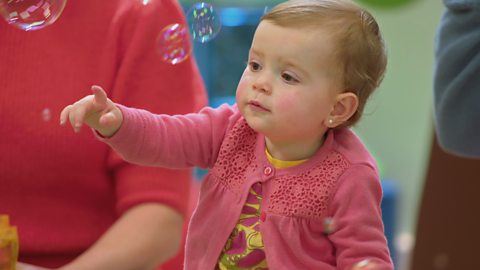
[217, 150, 306, 269]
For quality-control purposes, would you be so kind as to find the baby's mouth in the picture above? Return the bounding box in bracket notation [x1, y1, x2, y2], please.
[248, 100, 270, 112]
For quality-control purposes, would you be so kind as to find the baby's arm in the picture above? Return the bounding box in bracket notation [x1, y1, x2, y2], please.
[60, 85, 123, 137]
[327, 164, 393, 270]
[62, 89, 238, 169]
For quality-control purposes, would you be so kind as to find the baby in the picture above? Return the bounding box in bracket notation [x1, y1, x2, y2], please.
[61, 0, 392, 269]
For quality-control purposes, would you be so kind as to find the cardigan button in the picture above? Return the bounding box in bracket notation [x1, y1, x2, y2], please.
[263, 166, 273, 176]
[260, 211, 267, 222]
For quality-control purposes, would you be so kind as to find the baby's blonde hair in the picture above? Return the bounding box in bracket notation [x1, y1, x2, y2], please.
[262, 0, 387, 127]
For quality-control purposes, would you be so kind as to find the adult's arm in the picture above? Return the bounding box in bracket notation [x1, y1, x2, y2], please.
[17, 262, 49, 270]
[433, 0, 480, 157]
[59, 204, 183, 270]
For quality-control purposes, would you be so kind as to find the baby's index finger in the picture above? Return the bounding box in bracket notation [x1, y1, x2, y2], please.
[91, 85, 108, 106]
[59, 105, 71, 125]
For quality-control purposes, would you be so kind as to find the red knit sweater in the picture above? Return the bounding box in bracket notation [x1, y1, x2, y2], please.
[0, 0, 207, 268]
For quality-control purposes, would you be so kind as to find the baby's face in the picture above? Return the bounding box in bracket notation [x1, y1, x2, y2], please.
[236, 21, 343, 145]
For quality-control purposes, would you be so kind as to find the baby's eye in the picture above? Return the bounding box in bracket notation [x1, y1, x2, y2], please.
[249, 61, 262, 71]
[282, 72, 299, 83]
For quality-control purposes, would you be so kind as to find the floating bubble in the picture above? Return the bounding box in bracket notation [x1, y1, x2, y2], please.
[263, 6, 270, 15]
[0, 0, 67, 31]
[156, 23, 191, 65]
[41, 108, 51, 122]
[323, 217, 336, 234]
[433, 253, 449, 270]
[186, 2, 221, 43]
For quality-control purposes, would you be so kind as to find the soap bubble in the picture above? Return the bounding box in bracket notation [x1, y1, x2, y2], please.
[0, 0, 67, 31]
[186, 2, 221, 43]
[323, 217, 336, 234]
[156, 23, 191, 65]
[263, 6, 270, 15]
[41, 108, 51, 122]
[433, 253, 449, 269]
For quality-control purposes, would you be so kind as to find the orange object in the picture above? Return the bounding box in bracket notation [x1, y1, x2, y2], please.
[0, 215, 18, 270]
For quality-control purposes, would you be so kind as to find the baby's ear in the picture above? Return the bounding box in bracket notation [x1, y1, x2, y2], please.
[324, 92, 358, 128]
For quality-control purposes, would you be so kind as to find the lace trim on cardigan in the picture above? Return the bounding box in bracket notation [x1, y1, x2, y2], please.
[210, 118, 258, 191]
[267, 152, 350, 219]
[210, 117, 350, 219]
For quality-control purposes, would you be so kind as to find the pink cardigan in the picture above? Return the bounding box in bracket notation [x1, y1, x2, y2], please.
[103, 104, 393, 270]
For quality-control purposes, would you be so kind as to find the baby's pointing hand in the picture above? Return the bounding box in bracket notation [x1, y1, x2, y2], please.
[60, 85, 123, 138]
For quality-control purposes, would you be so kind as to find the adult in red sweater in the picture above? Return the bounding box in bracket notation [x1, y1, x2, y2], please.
[0, 0, 207, 269]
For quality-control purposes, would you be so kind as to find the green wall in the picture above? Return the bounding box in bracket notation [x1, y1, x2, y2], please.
[353, 0, 443, 236]
[181, 0, 444, 237]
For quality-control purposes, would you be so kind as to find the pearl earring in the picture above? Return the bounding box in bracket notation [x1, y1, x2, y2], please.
[328, 119, 334, 125]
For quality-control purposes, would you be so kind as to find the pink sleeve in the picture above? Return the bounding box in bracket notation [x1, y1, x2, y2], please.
[327, 164, 394, 270]
[102, 104, 239, 171]
[94, 0, 208, 216]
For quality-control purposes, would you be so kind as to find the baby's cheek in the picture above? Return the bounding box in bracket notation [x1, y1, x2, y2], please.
[235, 85, 245, 101]
[275, 95, 297, 112]
[235, 80, 248, 101]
